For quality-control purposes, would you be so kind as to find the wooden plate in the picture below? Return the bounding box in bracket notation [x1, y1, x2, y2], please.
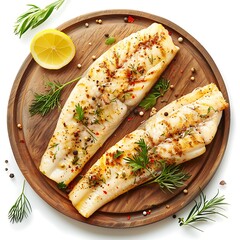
[7, 10, 230, 228]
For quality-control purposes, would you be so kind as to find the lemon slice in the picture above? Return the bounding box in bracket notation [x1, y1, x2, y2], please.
[30, 29, 76, 70]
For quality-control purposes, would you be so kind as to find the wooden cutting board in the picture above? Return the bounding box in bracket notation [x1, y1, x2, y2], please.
[7, 9, 230, 228]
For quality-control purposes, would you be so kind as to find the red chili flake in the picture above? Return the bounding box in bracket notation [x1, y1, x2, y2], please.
[180, 70, 183, 73]
[127, 16, 135, 23]
[103, 190, 107, 194]
[127, 215, 131, 220]
[168, 31, 172, 36]
[20, 139, 25, 143]
[141, 85, 144, 89]
[95, 132, 100, 136]
[127, 117, 133, 122]
[131, 95, 135, 99]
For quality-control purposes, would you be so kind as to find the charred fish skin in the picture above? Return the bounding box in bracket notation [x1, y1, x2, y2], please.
[69, 83, 228, 218]
[39, 23, 179, 185]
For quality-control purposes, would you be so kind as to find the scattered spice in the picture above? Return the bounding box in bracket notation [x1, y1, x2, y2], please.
[220, 180, 226, 185]
[77, 63, 82, 68]
[150, 107, 157, 116]
[164, 111, 169, 116]
[166, 204, 170, 209]
[127, 215, 131, 220]
[190, 76, 195, 81]
[85, 22, 89, 28]
[5, 168, 8, 171]
[88, 42, 92, 46]
[124, 16, 135, 23]
[178, 37, 184, 43]
[133, 108, 139, 115]
[92, 55, 97, 60]
[9, 173, 15, 178]
[170, 84, 174, 89]
[127, 16, 135, 23]
[17, 123, 22, 129]
[5, 160, 8, 163]
[96, 19, 102, 24]
[183, 189, 188, 194]
[173, 214, 177, 218]
[104, 33, 109, 38]
[142, 210, 147, 216]
[191, 67, 196, 73]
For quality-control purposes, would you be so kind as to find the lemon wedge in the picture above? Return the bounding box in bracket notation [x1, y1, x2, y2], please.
[30, 29, 76, 70]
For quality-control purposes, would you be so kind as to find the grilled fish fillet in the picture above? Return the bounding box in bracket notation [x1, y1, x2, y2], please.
[69, 83, 228, 218]
[39, 23, 179, 185]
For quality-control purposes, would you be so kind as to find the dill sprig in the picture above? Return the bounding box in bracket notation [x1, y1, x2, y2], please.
[8, 180, 32, 223]
[125, 139, 190, 192]
[29, 76, 80, 116]
[147, 161, 190, 192]
[139, 78, 170, 110]
[14, 0, 65, 38]
[178, 190, 228, 231]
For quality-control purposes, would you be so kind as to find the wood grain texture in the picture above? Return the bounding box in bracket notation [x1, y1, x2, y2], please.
[7, 10, 230, 228]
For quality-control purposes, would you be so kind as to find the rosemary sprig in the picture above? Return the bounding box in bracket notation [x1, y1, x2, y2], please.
[14, 0, 65, 38]
[29, 76, 80, 116]
[178, 190, 228, 231]
[139, 78, 170, 110]
[8, 180, 32, 223]
[125, 139, 190, 192]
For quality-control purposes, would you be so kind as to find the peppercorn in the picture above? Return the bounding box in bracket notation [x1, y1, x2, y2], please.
[5, 159, 8, 163]
[124, 17, 128, 23]
[73, 150, 78, 155]
[178, 37, 184, 43]
[9, 173, 14, 178]
[164, 111, 169, 116]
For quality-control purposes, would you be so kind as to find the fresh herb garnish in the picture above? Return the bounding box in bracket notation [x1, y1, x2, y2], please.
[73, 104, 97, 142]
[178, 190, 227, 232]
[8, 180, 32, 223]
[74, 103, 85, 121]
[147, 161, 190, 192]
[14, 0, 65, 38]
[105, 36, 116, 45]
[57, 181, 67, 190]
[139, 78, 170, 110]
[125, 139, 190, 192]
[124, 139, 150, 172]
[113, 150, 124, 159]
[29, 76, 80, 116]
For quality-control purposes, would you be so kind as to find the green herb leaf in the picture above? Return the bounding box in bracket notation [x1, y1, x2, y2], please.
[14, 0, 65, 38]
[124, 139, 150, 172]
[29, 76, 80, 116]
[148, 161, 190, 192]
[57, 181, 67, 190]
[113, 150, 124, 159]
[74, 104, 85, 122]
[105, 36, 116, 45]
[8, 180, 32, 223]
[139, 78, 170, 110]
[178, 190, 228, 231]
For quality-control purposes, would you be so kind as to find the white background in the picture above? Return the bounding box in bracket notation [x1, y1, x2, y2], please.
[1, 0, 239, 239]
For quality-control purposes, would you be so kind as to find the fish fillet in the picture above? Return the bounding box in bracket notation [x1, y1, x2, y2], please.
[69, 83, 228, 218]
[39, 23, 179, 185]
